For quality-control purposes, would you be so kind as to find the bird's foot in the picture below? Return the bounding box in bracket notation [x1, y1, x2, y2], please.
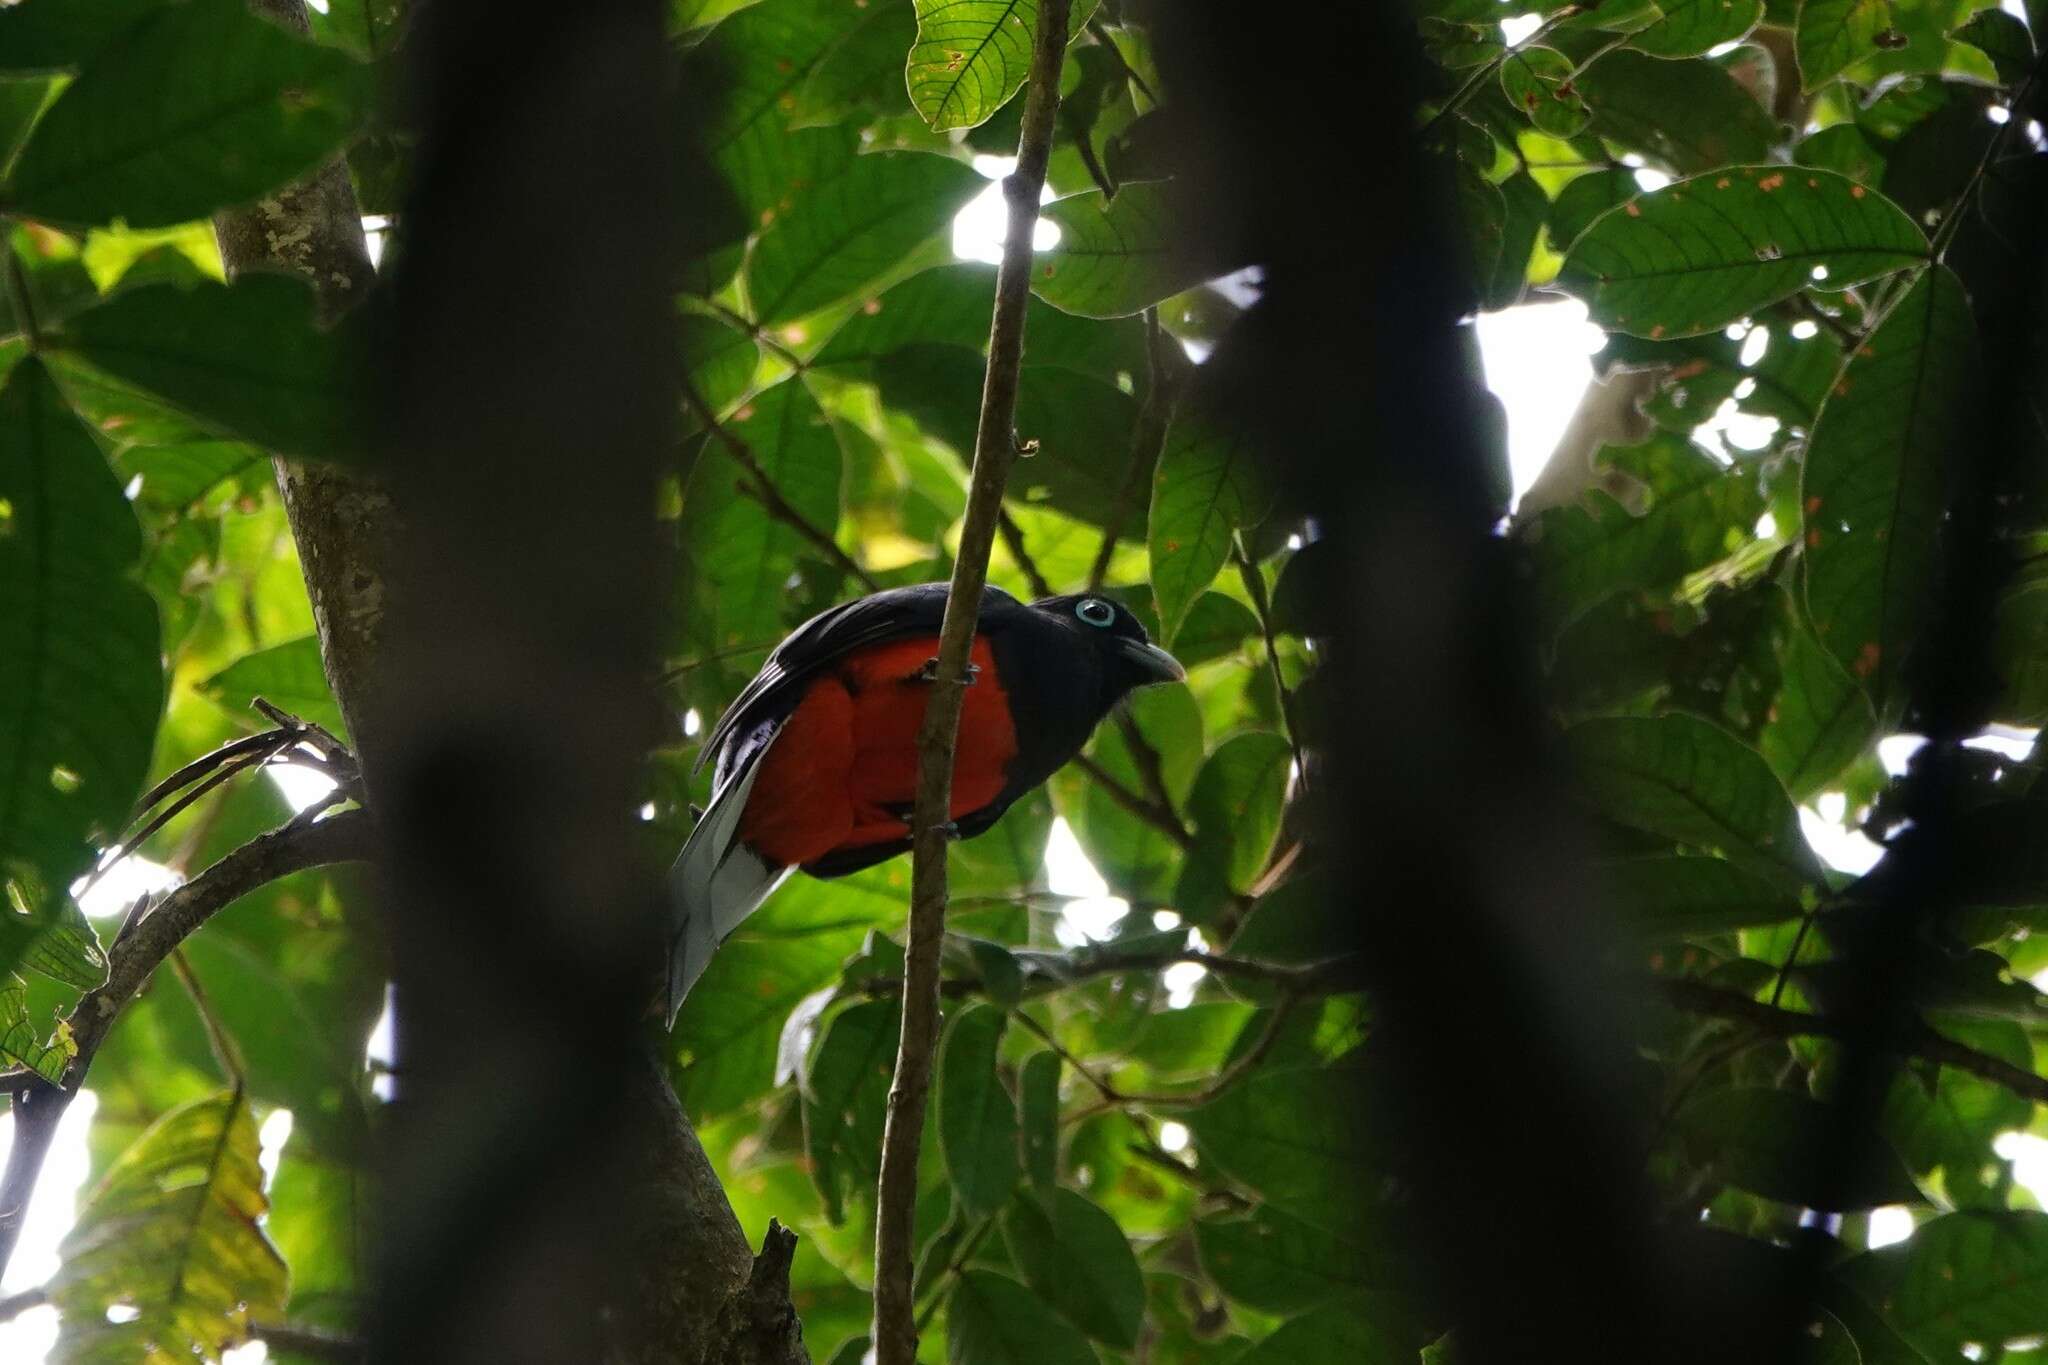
[913, 658, 980, 686]
[930, 820, 963, 841]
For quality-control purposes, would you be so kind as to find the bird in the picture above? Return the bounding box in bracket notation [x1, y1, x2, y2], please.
[665, 582, 1185, 1022]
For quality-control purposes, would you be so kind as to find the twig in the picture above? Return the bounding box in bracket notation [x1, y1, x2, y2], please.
[250, 1320, 366, 1362]
[1232, 535, 1306, 788]
[1417, 7, 1583, 143]
[997, 508, 1055, 599]
[911, 1213, 996, 1333]
[1930, 69, 2040, 261]
[0, 810, 374, 1282]
[1086, 19, 1154, 105]
[1654, 976, 2048, 1107]
[692, 297, 809, 373]
[3, 238, 40, 352]
[169, 949, 246, 1086]
[1071, 752, 1193, 849]
[1087, 310, 1187, 591]
[1028, 996, 1301, 1125]
[0, 1285, 47, 1321]
[873, 7, 1072, 1361]
[682, 381, 882, 593]
[858, 946, 1363, 1002]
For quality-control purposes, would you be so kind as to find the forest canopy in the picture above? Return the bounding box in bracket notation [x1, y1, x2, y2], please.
[0, 1, 2045, 1362]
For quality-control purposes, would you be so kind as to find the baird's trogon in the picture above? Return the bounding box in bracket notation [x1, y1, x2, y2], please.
[665, 582, 1185, 1022]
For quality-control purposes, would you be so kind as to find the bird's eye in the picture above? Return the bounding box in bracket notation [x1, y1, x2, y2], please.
[1075, 599, 1116, 628]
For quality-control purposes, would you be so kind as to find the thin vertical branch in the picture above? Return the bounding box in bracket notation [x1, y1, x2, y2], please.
[871, 4, 1072, 1361]
[1232, 533, 1306, 786]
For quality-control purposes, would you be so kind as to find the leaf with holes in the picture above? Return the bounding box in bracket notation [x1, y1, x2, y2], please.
[56, 275, 360, 462]
[4, 0, 372, 228]
[1802, 267, 1977, 720]
[1521, 433, 1762, 637]
[1500, 47, 1590, 138]
[938, 1002, 1018, 1217]
[1797, 0, 1982, 90]
[0, 359, 159, 963]
[905, 0, 1097, 132]
[1033, 182, 1208, 319]
[1566, 713, 1822, 889]
[0, 974, 69, 1083]
[1559, 167, 1925, 339]
[51, 1089, 288, 1363]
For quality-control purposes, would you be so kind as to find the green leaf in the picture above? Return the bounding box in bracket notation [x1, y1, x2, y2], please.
[802, 997, 900, 1224]
[1003, 1187, 1144, 1347]
[678, 378, 843, 663]
[1955, 7, 2036, 86]
[1150, 388, 1269, 645]
[1058, 681, 1200, 902]
[1549, 168, 1642, 253]
[1801, 266, 1976, 718]
[1675, 1087, 1921, 1210]
[1837, 1211, 2048, 1351]
[55, 275, 359, 461]
[1187, 1065, 1369, 1231]
[1883, 1022, 2033, 1202]
[1576, 50, 1776, 175]
[1565, 713, 1821, 888]
[200, 636, 348, 740]
[17, 894, 108, 990]
[906, 0, 1097, 132]
[939, 1002, 1019, 1217]
[811, 262, 1146, 384]
[1760, 609, 1877, 800]
[1560, 167, 1925, 339]
[1522, 432, 1763, 635]
[0, 359, 160, 939]
[52, 1089, 288, 1363]
[1798, 0, 1979, 90]
[1601, 853, 1804, 938]
[1018, 1048, 1060, 1203]
[792, 0, 919, 127]
[947, 1269, 1100, 1365]
[0, 0, 162, 74]
[677, 926, 872, 1119]
[1631, 0, 1765, 59]
[1196, 1207, 1383, 1315]
[4, 0, 372, 229]
[1235, 1299, 1418, 1365]
[0, 973, 69, 1083]
[1501, 47, 1590, 138]
[1483, 169, 1545, 310]
[1033, 182, 1204, 319]
[1992, 565, 2048, 726]
[1176, 731, 1291, 922]
[746, 151, 982, 325]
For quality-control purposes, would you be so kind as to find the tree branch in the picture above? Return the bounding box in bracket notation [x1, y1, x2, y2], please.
[250, 1320, 366, 1362]
[873, 5, 1072, 1360]
[0, 810, 374, 1282]
[682, 381, 882, 593]
[1087, 309, 1187, 591]
[1653, 977, 2048, 1107]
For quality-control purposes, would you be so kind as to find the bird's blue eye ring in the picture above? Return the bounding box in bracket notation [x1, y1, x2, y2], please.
[1075, 599, 1115, 628]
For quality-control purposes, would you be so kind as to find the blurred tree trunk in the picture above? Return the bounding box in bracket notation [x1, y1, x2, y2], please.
[215, 3, 798, 1361]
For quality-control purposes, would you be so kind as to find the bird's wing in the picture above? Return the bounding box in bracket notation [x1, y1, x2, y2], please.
[694, 582, 1021, 777]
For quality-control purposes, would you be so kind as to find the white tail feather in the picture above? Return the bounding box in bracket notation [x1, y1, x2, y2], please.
[665, 755, 790, 1023]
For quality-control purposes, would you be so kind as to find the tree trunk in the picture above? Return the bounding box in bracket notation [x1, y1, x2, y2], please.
[214, 3, 798, 1361]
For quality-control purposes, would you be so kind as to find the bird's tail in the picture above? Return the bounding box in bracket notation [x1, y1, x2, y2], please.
[665, 758, 791, 1025]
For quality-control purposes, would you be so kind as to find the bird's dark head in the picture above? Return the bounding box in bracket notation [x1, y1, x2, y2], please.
[1030, 593, 1186, 702]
